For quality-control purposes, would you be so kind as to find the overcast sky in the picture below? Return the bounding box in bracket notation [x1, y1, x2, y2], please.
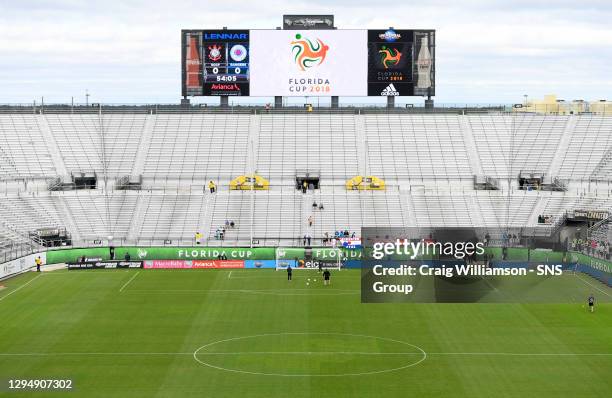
[1, 0, 611, 105]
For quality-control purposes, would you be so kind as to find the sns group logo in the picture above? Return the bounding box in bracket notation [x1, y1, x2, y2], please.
[291, 33, 329, 71]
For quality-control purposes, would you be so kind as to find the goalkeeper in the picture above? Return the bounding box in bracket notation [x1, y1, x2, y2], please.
[323, 269, 331, 285]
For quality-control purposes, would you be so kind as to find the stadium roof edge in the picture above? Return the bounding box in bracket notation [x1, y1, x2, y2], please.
[0, 104, 508, 115]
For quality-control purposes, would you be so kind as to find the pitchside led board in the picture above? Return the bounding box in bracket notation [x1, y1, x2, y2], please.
[181, 29, 435, 97]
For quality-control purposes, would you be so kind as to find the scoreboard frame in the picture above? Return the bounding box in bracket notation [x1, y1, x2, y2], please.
[181, 28, 435, 98]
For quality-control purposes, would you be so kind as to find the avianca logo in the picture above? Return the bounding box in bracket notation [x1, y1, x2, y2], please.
[379, 46, 402, 69]
[291, 33, 329, 71]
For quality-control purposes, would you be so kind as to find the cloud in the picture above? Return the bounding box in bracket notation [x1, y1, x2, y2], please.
[0, 0, 611, 103]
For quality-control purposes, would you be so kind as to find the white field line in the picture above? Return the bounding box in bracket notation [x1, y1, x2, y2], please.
[478, 276, 499, 293]
[119, 271, 140, 292]
[0, 352, 193, 356]
[197, 351, 422, 355]
[0, 274, 43, 303]
[0, 351, 610, 357]
[228, 271, 232, 279]
[123, 289, 359, 296]
[227, 274, 361, 279]
[426, 352, 612, 356]
[573, 273, 611, 297]
[124, 288, 357, 292]
[199, 351, 612, 357]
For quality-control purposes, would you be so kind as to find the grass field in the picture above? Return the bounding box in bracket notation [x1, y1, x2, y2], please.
[0, 268, 611, 397]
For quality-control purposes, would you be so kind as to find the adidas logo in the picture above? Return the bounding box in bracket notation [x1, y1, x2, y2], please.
[380, 84, 399, 96]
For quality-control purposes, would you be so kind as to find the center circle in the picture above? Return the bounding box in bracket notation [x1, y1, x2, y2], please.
[193, 332, 427, 376]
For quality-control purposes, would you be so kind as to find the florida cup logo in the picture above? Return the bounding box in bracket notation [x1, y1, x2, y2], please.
[379, 46, 402, 69]
[291, 34, 329, 71]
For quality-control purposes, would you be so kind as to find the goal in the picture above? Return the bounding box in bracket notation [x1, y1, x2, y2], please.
[275, 247, 343, 271]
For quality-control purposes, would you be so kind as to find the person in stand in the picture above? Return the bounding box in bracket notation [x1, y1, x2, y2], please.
[588, 294, 595, 313]
[323, 269, 331, 285]
[302, 180, 308, 194]
[209, 180, 216, 194]
[319, 203, 324, 211]
[308, 215, 314, 227]
[305, 233, 311, 247]
[35, 256, 42, 272]
[287, 264, 293, 281]
[312, 201, 318, 210]
[195, 231, 203, 245]
[109, 246, 115, 260]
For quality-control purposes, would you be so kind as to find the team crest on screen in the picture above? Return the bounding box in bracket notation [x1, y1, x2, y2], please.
[230, 44, 247, 62]
[291, 34, 329, 71]
[208, 45, 223, 61]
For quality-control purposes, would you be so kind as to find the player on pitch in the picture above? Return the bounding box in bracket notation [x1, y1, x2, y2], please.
[588, 294, 595, 313]
[323, 269, 331, 285]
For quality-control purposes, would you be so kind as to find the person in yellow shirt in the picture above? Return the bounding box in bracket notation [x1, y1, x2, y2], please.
[209, 180, 216, 194]
[35, 256, 43, 272]
[195, 231, 203, 245]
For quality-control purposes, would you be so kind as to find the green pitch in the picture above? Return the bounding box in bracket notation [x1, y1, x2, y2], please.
[0, 269, 610, 397]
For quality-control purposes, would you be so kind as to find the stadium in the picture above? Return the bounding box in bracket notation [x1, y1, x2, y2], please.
[1, 6, 611, 398]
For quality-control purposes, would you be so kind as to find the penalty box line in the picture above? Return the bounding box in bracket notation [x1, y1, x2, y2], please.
[573, 273, 611, 297]
[119, 271, 141, 293]
[0, 274, 43, 303]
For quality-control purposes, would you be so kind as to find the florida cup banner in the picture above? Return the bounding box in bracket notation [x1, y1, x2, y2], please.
[249, 30, 367, 96]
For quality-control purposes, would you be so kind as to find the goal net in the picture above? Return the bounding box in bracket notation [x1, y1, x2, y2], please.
[275, 247, 343, 271]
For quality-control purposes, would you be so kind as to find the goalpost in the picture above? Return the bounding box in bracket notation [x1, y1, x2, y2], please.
[275, 247, 343, 271]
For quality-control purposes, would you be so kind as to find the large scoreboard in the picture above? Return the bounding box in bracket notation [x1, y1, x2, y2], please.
[182, 30, 250, 96]
[182, 29, 435, 97]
